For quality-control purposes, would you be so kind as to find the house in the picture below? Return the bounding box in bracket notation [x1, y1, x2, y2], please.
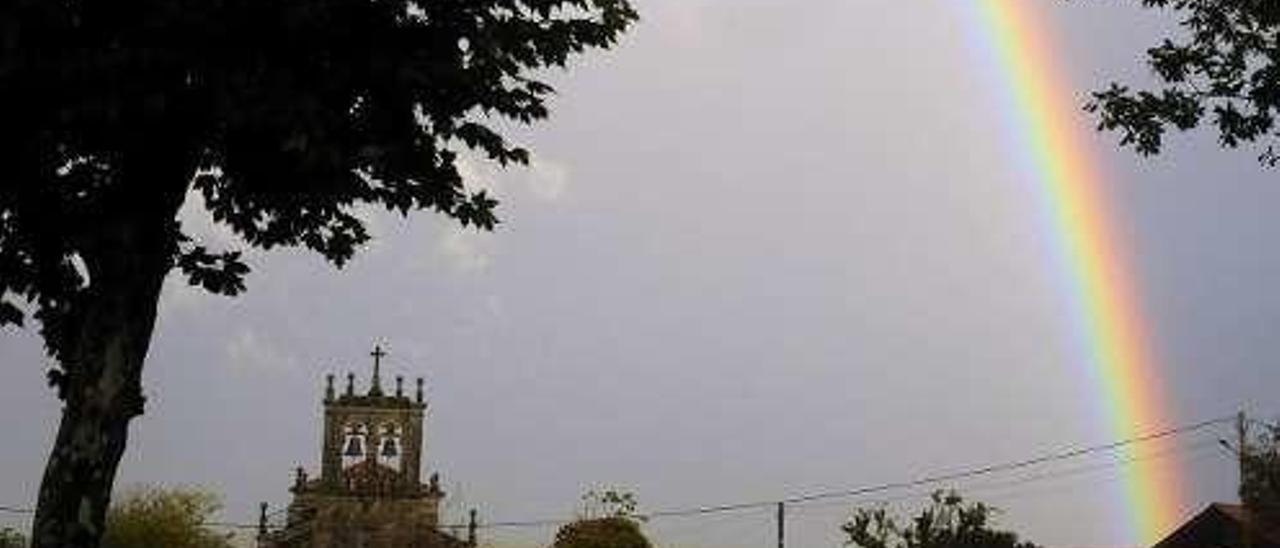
[1152, 503, 1280, 548]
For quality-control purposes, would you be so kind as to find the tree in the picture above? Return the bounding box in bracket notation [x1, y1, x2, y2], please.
[552, 518, 651, 548]
[1087, 1, 1280, 166]
[578, 488, 644, 521]
[0, 2, 636, 546]
[1239, 420, 1280, 519]
[0, 528, 27, 548]
[842, 491, 1041, 548]
[101, 485, 233, 548]
[551, 489, 652, 548]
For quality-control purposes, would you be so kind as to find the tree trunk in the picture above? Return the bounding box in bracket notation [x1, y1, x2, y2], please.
[29, 226, 174, 548]
[29, 148, 191, 548]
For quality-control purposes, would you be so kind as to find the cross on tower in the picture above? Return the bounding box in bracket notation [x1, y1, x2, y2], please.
[369, 344, 387, 396]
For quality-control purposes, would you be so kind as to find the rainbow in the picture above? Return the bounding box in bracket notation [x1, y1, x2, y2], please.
[964, 2, 1178, 544]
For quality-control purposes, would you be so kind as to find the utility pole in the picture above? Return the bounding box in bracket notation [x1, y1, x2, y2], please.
[776, 502, 785, 548]
[1238, 410, 1249, 494]
[1237, 411, 1256, 548]
[468, 508, 478, 547]
[257, 502, 268, 539]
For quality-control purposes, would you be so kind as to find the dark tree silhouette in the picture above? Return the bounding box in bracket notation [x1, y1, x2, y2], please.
[552, 488, 651, 548]
[552, 517, 652, 548]
[842, 491, 1041, 548]
[1088, 1, 1280, 165]
[1240, 421, 1280, 520]
[0, 1, 636, 546]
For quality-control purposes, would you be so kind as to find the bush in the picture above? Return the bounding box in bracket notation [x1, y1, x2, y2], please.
[102, 486, 233, 548]
[0, 527, 27, 548]
[553, 517, 651, 548]
[843, 491, 1040, 548]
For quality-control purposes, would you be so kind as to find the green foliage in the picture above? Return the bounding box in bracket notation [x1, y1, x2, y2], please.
[553, 517, 652, 548]
[842, 491, 1041, 548]
[0, 0, 638, 347]
[553, 488, 651, 548]
[580, 488, 645, 521]
[0, 528, 27, 548]
[1088, 1, 1280, 165]
[1240, 420, 1280, 518]
[101, 486, 232, 548]
[0, 2, 635, 543]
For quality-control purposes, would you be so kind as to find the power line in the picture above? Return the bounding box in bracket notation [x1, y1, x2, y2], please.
[0, 414, 1238, 532]
[780, 415, 1233, 507]
[555, 439, 1228, 548]
[623, 434, 1231, 548]
[632, 414, 1234, 523]
[461, 414, 1234, 529]
[637, 444, 1225, 548]
[958, 443, 1227, 507]
[0, 506, 262, 534]
[788, 434, 1224, 512]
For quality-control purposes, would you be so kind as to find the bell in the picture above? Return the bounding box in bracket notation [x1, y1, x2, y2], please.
[343, 436, 364, 457]
[380, 438, 398, 458]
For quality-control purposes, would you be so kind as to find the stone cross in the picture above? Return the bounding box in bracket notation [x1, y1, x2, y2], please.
[369, 344, 387, 396]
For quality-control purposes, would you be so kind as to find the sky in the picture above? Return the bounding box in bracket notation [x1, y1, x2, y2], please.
[2, 2, 1280, 547]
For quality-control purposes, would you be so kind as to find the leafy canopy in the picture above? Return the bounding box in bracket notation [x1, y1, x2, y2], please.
[580, 488, 645, 521]
[1241, 420, 1280, 519]
[0, 0, 637, 353]
[842, 491, 1041, 548]
[552, 488, 651, 548]
[553, 517, 651, 548]
[102, 485, 233, 548]
[1088, 1, 1280, 165]
[0, 528, 26, 548]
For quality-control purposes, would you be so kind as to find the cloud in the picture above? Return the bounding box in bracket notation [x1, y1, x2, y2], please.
[176, 188, 244, 251]
[525, 156, 570, 202]
[482, 293, 506, 321]
[456, 153, 499, 195]
[226, 329, 297, 376]
[655, 0, 718, 46]
[436, 228, 495, 275]
[425, 151, 572, 274]
[456, 150, 571, 203]
[154, 190, 253, 319]
[156, 275, 220, 320]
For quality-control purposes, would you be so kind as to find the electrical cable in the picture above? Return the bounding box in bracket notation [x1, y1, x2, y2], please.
[0, 413, 1239, 533]
[460, 414, 1235, 529]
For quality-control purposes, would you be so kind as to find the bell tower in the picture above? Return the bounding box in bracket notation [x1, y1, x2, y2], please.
[260, 345, 468, 548]
[318, 345, 429, 493]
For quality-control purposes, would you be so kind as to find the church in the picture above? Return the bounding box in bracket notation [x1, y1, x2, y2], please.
[257, 347, 475, 548]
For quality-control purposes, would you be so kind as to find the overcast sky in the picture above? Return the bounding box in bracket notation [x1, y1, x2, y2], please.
[3, 2, 1279, 548]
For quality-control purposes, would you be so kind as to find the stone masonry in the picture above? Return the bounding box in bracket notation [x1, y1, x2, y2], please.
[258, 347, 474, 548]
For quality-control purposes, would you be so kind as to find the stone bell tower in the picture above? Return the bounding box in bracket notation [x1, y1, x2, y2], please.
[258, 346, 473, 548]
[320, 345, 428, 494]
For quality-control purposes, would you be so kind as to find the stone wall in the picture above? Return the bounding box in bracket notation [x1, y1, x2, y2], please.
[261, 493, 463, 548]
